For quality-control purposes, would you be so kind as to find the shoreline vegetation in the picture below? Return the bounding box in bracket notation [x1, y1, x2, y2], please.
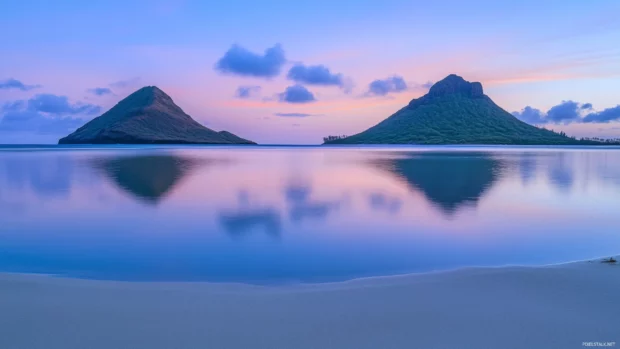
[1, 257, 618, 349]
[322, 134, 620, 145]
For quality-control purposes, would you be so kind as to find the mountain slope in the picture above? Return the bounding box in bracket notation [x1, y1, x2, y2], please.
[59, 86, 255, 144]
[325, 74, 578, 145]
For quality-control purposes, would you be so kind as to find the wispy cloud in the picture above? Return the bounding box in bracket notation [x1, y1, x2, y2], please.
[0, 78, 41, 91]
[274, 113, 315, 117]
[109, 77, 141, 89]
[235, 85, 261, 99]
[87, 87, 113, 96]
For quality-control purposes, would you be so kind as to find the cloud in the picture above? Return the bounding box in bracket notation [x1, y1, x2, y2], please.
[27, 94, 101, 115]
[274, 113, 314, 117]
[583, 105, 620, 123]
[109, 77, 141, 89]
[513, 101, 620, 125]
[0, 94, 101, 135]
[286, 64, 349, 90]
[512, 106, 546, 124]
[0, 111, 83, 134]
[0, 78, 41, 91]
[2, 100, 27, 113]
[367, 76, 407, 96]
[87, 87, 113, 96]
[215, 44, 286, 78]
[546, 100, 581, 124]
[421, 81, 434, 89]
[235, 85, 261, 99]
[278, 85, 316, 103]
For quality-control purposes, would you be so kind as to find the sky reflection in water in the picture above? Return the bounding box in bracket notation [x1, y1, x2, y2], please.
[1, 146, 619, 283]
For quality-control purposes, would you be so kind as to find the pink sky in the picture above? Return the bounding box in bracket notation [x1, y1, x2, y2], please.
[1, 0, 620, 144]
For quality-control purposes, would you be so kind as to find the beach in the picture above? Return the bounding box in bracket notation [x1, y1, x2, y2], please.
[0, 259, 617, 349]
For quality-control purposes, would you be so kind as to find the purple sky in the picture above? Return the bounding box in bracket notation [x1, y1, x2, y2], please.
[1, 0, 620, 144]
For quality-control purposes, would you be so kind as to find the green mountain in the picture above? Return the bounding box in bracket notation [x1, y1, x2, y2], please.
[324, 74, 578, 145]
[59, 86, 255, 144]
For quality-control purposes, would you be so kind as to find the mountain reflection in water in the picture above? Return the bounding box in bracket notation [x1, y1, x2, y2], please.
[91, 154, 201, 204]
[2, 146, 620, 283]
[369, 152, 504, 215]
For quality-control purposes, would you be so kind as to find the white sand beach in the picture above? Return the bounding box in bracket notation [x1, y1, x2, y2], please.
[1, 259, 618, 349]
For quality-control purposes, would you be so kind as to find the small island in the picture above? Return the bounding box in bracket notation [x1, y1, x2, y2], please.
[59, 86, 255, 145]
[323, 74, 617, 145]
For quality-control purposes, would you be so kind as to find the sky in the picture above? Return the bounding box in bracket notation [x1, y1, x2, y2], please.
[1, 0, 620, 144]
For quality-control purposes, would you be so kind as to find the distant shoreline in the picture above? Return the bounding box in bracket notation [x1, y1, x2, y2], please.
[2, 143, 620, 149]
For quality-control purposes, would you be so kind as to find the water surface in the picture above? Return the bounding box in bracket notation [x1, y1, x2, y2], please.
[1, 145, 619, 283]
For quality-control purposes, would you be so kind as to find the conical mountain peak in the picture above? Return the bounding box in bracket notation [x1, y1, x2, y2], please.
[120, 85, 175, 109]
[136, 85, 168, 98]
[58, 86, 255, 145]
[428, 74, 484, 98]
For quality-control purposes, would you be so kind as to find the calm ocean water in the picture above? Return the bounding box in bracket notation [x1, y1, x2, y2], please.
[1, 145, 619, 283]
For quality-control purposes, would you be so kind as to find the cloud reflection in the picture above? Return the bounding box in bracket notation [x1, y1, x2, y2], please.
[368, 192, 402, 214]
[218, 191, 282, 238]
[284, 182, 342, 222]
[219, 207, 281, 238]
[0, 155, 73, 198]
[518, 153, 537, 185]
[546, 152, 574, 192]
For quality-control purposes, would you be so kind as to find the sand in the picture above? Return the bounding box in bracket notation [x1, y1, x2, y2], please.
[0, 259, 618, 349]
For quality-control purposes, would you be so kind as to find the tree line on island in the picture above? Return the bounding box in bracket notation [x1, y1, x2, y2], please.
[579, 137, 620, 144]
[323, 135, 347, 143]
[323, 131, 620, 146]
[532, 131, 620, 145]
